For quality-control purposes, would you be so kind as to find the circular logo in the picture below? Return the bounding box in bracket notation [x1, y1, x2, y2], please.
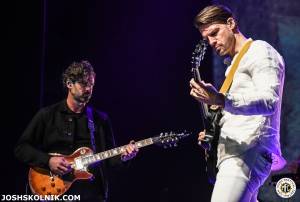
[275, 177, 296, 198]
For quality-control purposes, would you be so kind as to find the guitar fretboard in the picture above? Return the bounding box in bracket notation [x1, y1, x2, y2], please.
[81, 138, 154, 166]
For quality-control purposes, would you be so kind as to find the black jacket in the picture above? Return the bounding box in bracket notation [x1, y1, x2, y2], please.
[14, 100, 121, 199]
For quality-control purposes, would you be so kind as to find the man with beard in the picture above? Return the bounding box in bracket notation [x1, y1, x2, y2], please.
[15, 60, 138, 201]
[189, 4, 285, 202]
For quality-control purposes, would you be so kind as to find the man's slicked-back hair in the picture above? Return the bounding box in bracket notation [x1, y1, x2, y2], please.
[62, 60, 96, 88]
[194, 4, 235, 29]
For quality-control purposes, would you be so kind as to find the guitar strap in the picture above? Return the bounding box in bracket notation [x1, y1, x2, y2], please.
[86, 106, 97, 152]
[86, 106, 109, 200]
[219, 39, 253, 94]
[210, 39, 253, 110]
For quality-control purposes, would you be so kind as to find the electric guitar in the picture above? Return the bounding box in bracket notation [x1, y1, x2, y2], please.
[191, 40, 222, 184]
[28, 131, 190, 196]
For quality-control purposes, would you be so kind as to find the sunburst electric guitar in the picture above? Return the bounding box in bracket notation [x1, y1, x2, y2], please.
[28, 131, 190, 196]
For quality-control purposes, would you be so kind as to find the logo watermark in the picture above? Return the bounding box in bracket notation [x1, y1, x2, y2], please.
[276, 177, 296, 198]
[1, 194, 80, 201]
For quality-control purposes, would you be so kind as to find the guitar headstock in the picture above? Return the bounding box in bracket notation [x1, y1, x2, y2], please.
[191, 40, 208, 69]
[191, 40, 208, 83]
[153, 131, 190, 148]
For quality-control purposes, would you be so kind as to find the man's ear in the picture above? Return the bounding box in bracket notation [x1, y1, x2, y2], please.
[66, 80, 73, 88]
[227, 17, 237, 30]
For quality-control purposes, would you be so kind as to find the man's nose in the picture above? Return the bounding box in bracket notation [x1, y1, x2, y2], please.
[208, 37, 217, 47]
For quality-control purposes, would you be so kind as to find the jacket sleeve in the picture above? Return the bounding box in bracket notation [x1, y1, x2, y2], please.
[14, 109, 50, 169]
[224, 53, 285, 116]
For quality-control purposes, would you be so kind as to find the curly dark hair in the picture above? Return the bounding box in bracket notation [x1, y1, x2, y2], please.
[62, 60, 96, 88]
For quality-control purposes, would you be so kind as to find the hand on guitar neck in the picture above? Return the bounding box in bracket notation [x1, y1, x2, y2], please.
[48, 141, 138, 175]
[190, 79, 225, 107]
[120, 140, 139, 162]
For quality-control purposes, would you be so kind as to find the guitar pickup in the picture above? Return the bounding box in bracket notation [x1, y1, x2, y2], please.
[74, 157, 85, 171]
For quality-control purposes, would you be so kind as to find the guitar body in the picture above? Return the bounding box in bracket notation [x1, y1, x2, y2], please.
[28, 147, 94, 196]
[28, 132, 190, 196]
[204, 108, 222, 184]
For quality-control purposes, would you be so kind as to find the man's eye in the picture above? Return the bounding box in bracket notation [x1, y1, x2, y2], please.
[210, 31, 217, 37]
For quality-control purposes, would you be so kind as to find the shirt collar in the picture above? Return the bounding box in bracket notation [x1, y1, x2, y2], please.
[59, 100, 87, 115]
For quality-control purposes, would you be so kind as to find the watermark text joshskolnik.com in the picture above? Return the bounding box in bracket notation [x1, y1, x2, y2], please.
[1, 194, 80, 201]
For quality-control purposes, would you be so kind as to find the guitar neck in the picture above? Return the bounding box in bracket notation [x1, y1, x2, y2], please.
[192, 67, 210, 118]
[84, 138, 154, 166]
[199, 102, 209, 118]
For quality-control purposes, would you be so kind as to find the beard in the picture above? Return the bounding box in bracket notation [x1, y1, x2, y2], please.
[215, 45, 227, 56]
[73, 93, 92, 104]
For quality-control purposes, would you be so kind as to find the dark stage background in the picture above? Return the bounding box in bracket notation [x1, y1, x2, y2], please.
[11, 0, 300, 202]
